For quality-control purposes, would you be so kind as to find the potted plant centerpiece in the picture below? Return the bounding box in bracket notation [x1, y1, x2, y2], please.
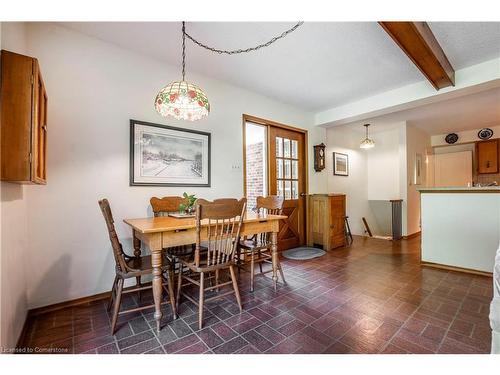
[179, 192, 197, 215]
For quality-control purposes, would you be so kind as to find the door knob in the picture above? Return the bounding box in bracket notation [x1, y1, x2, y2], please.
[300, 193, 307, 197]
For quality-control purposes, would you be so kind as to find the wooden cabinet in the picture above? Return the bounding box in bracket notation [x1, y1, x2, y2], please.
[307, 194, 346, 250]
[1, 50, 47, 184]
[476, 139, 498, 174]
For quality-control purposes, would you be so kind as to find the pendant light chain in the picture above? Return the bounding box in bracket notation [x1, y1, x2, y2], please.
[181, 21, 186, 81]
[156, 21, 304, 121]
[184, 22, 304, 55]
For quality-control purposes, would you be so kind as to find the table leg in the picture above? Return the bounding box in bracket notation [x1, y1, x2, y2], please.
[270, 231, 278, 291]
[151, 247, 163, 332]
[133, 230, 141, 258]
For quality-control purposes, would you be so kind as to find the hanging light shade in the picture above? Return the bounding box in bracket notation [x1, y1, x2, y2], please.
[155, 22, 210, 121]
[360, 123, 375, 149]
[155, 81, 210, 121]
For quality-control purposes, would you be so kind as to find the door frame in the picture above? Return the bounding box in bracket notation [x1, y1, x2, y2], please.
[242, 114, 309, 245]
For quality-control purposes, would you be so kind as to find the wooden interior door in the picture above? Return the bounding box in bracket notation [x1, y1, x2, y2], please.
[268, 126, 307, 250]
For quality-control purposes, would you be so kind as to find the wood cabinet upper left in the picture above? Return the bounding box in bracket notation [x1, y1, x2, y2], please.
[1, 50, 47, 184]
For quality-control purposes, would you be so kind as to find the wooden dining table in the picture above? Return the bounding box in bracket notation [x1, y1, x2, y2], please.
[123, 211, 286, 332]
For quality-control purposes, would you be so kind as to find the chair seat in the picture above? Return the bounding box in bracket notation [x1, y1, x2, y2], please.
[239, 239, 270, 251]
[125, 254, 171, 273]
[165, 245, 195, 258]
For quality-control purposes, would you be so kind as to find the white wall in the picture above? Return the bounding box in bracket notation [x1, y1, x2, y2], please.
[326, 122, 425, 237]
[326, 126, 380, 235]
[21, 22, 323, 308]
[0, 22, 30, 350]
[406, 124, 431, 236]
[367, 126, 401, 200]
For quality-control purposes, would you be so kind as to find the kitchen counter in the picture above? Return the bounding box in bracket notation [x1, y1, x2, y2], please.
[419, 189, 500, 274]
[418, 186, 500, 193]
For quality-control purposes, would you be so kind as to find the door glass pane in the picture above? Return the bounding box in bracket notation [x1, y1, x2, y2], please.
[276, 137, 283, 157]
[292, 160, 298, 179]
[245, 122, 268, 211]
[284, 160, 291, 179]
[292, 180, 298, 199]
[284, 138, 291, 158]
[277, 180, 284, 197]
[277, 159, 283, 178]
[291, 140, 298, 159]
[284, 180, 291, 199]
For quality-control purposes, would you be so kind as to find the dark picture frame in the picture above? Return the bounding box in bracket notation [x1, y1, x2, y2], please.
[333, 152, 349, 176]
[130, 119, 211, 187]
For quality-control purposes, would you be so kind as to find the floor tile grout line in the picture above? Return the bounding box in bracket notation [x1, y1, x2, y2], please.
[377, 270, 451, 353]
[435, 278, 474, 353]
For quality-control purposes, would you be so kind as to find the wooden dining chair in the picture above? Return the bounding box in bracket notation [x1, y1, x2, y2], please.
[98, 199, 177, 334]
[238, 195, 286, 292]
[150, 196, 196, 264]
[213, 198, 239, 204]
[176, 198, 246, 330]
[211, 198, 241, 288]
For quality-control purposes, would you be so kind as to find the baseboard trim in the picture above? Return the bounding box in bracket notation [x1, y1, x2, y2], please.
[28, 281, 155, 317]
[403, 231, 421, 240]
[421, 261, 493, 277]
[16, 282, 156, 348]
[15, 314, 33, 349]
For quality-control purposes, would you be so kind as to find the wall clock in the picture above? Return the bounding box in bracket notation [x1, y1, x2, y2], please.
[478, 128, 493, 140]
[313, 143, 326, 172]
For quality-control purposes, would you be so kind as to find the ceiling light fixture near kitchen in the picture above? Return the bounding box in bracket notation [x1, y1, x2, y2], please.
[155, 21, 304, 122]
[360, 123, 375, 149]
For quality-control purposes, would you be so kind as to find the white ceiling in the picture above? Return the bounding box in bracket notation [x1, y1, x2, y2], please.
[58, 22, 500, 111]
[343, 86, 500, 136]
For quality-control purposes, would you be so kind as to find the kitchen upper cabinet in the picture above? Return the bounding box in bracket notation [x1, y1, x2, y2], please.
[1, 50, 47, 184]
[476, 139, 499, 174]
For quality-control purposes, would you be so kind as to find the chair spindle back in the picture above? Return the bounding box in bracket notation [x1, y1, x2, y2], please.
[255, 195, 284, 243]
[195, 198, 246, 268]
[98, 199, 128, 272]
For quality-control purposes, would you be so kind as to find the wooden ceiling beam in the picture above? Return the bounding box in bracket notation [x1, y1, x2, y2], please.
[379, 22, 455, 90]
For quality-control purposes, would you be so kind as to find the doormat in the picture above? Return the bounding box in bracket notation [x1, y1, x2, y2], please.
[282, 247, 326, 260]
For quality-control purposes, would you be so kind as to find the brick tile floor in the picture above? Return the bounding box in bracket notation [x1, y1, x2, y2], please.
[18, 236, 493, 354]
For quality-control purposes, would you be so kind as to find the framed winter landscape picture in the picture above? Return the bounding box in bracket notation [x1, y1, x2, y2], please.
[130, 120, 211, 186]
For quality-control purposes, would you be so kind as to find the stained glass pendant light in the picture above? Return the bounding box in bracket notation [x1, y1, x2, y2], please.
[360, 123, 375, 149]
[155, 22, 210, 121]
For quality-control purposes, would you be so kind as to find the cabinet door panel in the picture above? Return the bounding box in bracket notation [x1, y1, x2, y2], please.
[33, 63, 47, 183]
[0, 51, 33, 181]
[329, 195, 346, 249]
[477, 140, 499, 174]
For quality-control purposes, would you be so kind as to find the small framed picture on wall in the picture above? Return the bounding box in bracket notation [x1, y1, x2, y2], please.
[333, 152, 349, 176]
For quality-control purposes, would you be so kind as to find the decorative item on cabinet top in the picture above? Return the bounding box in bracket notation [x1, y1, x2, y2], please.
[1, 50, 48, 184]
[445, 133, 459, 144]
[478, 128, 494, 140]
[313, 143, 326, 172]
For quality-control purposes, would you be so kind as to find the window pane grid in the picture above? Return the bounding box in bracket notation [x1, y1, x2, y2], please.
[275, 138, 299, 199]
